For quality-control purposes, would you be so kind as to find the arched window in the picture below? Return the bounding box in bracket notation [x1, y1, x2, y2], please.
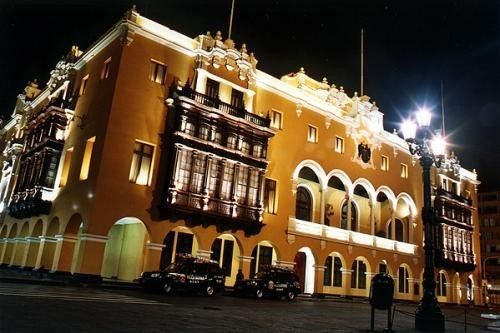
[323, 255, 343, 287]
[388, 219, 405, 242]
[296, 187, 312, 221]
[341, 201, 358, 231]
[351, 259, 367, 289]
[437, 272, 447, 297]
[398, 266, 409, 293]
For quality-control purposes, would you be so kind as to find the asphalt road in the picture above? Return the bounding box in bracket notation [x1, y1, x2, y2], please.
[0, 282, 492, 332]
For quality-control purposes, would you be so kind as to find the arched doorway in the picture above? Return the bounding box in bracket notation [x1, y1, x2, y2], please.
[210, 234, 242, 286]
[101, 217, 149, 281]
[397, 264, 412, 299]
[296, 166, 320, 223]
[378, 260, 388, 274]
[24, 219, 43, 269]
[294, 247, 316, 294]
[341, 200, 358, 231]
[249, 241, 278, 277]
[40, 218, 59, 271]
[436, 270, 448, 302]
[12, 222, 29, 266]
[388, 219, 405, 242]
[467, 275, 474, 302]
[0, 225, 7, 262]
[3, 224, 18, 265]
[160, 227, 199, 269]
[296, 186, 313, 221]
[350, 257, 371, 297]
[323, 252, 345, 294]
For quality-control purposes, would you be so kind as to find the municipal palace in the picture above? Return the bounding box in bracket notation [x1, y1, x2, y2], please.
[0, 6, 482, 304]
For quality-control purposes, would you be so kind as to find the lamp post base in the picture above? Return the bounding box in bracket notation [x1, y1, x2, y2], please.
[415, 306, 445, 332]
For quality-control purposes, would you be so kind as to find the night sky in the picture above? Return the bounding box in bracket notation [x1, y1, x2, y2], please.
[1, 0, 500, 190]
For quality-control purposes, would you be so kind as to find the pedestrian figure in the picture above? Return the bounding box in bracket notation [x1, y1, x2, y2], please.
[235, 269, 244, 287]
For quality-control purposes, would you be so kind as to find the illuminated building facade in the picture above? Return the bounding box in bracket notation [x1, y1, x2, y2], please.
[478, 191, 500, 284]
[0, 7, 482, 304]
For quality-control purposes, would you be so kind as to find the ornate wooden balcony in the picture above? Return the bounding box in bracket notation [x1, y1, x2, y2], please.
[165, 188, 263, 236]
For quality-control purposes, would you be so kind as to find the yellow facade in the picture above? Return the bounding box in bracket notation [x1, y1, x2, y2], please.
[0, 7, 481, 305]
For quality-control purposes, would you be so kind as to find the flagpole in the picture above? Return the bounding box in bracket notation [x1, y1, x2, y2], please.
[441, 80, 446, 136]
[361, 29, 364, 96]
[228, 0, 235, 40]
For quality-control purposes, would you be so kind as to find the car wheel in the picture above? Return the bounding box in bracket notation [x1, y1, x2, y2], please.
[286, 291, 297, 301]
[205, 285, 215, 296]
[256, 289, 264, 299]
[163, 282, 173, 295]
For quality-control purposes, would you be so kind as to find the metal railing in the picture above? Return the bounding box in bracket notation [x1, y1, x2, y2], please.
[180, 88, 271, 128]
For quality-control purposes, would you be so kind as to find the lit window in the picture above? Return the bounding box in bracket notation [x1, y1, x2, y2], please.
[247, 169, 259, 206]
[264, 178, 277, 214]
[252, 143, 263, 158]
[198, 124, 210, 141]
[270, 110, 283, 129]
[176, 150, 192, 191]
[129, 141, 154, 186]
[335, 136, 345, 154]
[79, 136, 95, 180]
[400, 163, 408, 178]
[437, 272, 447, 297]
[79, 75, 89, 96]
[190, 153, 206, 193]
[240, 139, 251, 155]
[323, 255, 343, 287]
[220, 163, 234, 200]
[59, 147, 74, 187]
[231, 89, 244, 109]
[100, 57, 112, 80]
[208, 160, 221, 197]
[205, 79, 219, 99]
[227, 135, 237, 150]
[184, 121, 196, 136]
[351, 260, 367, 289]
[307, 125, 318, 143]
[398, 266, 409, 293]
[236, 166, 248, 204]
[381, 155, 389, 171]
[149, 60, 167, 84]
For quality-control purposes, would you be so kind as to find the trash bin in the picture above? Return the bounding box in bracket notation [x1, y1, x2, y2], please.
[369, 273, 394, 310]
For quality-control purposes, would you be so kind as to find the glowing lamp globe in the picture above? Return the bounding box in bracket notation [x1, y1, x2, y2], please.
[416, 108, 432, 127]
[401, 120, 417, 140]
[431, 135, 446, 156]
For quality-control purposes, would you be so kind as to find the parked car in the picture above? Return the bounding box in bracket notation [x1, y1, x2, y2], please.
[235, 266, 301, 301]
[139, 255, 225, 296]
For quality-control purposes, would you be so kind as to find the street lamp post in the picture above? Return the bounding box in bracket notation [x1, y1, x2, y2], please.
[401, 108, 446, 332]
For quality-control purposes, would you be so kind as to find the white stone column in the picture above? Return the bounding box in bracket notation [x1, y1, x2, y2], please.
[319, 187, 325, 224]
[346, 194, 352, 230]
[369, 201, 375, 235]
[390, 208, 396, 240]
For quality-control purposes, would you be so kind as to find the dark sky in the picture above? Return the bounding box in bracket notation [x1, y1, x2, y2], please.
[1, 0, 500, 190]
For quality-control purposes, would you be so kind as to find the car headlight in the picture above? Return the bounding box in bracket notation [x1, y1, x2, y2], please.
[151, 273, 160, 278]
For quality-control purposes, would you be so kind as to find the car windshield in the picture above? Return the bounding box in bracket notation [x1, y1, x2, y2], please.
[254, 271, 269, 279]
[164, 263, 183, 273]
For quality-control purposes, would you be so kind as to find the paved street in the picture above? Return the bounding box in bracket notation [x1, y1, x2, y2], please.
[0, 282, 493, 332]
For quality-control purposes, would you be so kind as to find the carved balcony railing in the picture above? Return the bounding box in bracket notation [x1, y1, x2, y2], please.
[180, 88, 271, 128]
[165, 188, 263, 235]
[287, 217, 418, 255]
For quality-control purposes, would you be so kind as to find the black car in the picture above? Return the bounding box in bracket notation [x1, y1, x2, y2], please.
[235, 266, 301, 301]
[139, 256, 225, 296]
